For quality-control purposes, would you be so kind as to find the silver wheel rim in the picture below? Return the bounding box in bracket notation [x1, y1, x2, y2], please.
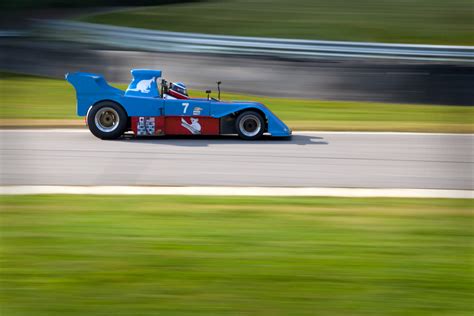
[239, 114, 261, 137]
[94, 107, 120, 133]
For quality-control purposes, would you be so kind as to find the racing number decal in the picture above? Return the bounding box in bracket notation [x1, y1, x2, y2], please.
[182, 102, 189, 114]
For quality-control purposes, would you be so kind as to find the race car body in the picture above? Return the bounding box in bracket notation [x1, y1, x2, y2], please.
[66, 69, 291, 140]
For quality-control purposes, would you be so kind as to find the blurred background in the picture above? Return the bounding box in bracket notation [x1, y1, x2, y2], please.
[1, 0, 473, 105]
[0, 1, 473, 315]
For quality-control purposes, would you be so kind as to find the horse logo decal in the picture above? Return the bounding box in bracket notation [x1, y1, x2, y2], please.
[181, 117, 201, 134]
[127, 77, 156, 93]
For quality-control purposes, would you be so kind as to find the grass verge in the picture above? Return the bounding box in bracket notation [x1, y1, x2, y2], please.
[1, 72, 472, 132]
[79, 0, 474, 45]
[1, 195, 473, 315]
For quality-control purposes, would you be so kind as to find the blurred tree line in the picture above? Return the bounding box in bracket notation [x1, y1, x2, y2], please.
[0, 0, 202, 9]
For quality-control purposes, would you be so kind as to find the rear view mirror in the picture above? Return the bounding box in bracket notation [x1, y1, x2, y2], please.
[206, 90, 212, 100]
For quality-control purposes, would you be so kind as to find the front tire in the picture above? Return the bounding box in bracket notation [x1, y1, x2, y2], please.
[235, 111, 265, 140]
[87, 102, 127, 140]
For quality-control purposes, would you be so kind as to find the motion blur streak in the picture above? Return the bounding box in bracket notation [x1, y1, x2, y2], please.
[38, 20, 474, 62]
[2, 37, 474, 105]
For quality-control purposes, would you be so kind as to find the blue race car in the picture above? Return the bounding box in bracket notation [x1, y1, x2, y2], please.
[66, 69, 291, 140]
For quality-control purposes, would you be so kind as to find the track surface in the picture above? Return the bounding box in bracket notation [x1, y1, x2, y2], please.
[1, 130, 472, 189]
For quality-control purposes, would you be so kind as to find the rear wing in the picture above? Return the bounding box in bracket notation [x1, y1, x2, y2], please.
[66, 72, 123, 96]
[66, 72, 123, 116]
[65, 69, 163, 116]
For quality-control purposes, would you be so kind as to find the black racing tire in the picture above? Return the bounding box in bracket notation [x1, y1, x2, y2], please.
[87, 101, 128, 140]
[235, 111, 265, 140]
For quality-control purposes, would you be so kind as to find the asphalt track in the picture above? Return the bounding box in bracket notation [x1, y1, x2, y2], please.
[1, 130, 472, 190]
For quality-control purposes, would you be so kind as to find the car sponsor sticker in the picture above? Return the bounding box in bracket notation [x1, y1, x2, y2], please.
[137, 116, 156, 136]
[193, 107, 203, 115]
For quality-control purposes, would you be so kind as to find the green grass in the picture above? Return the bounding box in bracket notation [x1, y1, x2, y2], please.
[0, 72, 83, 120]
[80, 0, 474, 45]
[0, 195, 473, 315]
[1, 72, 473, 132]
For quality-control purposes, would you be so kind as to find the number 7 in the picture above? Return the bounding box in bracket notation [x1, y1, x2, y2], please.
[182, 103, 189, 113]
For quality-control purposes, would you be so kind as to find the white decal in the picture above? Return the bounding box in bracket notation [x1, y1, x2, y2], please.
[128, 77, 156, 93]
[137, 116, 156, 136]
[182, 102, 189, 113]
[181, 117, 201, 135]
[163, 94, 176, 100]
[193, 107, 203, 115]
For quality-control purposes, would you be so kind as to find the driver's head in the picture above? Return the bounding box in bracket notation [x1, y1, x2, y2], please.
[170, 82, 188, 96]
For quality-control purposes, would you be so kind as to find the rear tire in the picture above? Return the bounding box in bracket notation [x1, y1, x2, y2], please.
[87, 101, 127, 140]
[235, 111, 265, 140]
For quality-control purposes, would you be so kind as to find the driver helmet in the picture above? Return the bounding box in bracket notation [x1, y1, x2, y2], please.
[170, 82, 188, 96]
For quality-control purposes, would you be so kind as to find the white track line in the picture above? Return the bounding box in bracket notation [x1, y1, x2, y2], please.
[298, 131, 474, 136]
[0, 129, 89, 133]
[1, 186, 472, 198]
[1, 129, 472, 136]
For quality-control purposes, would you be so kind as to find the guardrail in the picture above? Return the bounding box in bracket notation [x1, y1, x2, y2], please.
[37, 20, 474, 62]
